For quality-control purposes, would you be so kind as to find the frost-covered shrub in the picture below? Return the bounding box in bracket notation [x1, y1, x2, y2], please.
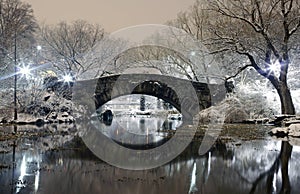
[235, 81, 280, 118]
[197, 97, 249, 123]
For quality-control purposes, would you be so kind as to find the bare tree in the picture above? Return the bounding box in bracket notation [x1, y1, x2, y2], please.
[112, 28, 221, 83]
[0, 0, 37, 74]
[171, 0, 299, 114]
[69, 36, 127, 80]
[115, 45, 201, 81]
[39, 20, 105, 78]
[205, 0, 300, 114]
[167, 0, 209, 41]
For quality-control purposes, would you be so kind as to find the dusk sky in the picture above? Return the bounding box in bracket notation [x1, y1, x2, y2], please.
[24, 0, 195, 32]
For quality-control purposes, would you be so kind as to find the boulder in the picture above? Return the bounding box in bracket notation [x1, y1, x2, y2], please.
[269, 114, 296, 126]
[21, 89, 76, 124]
[61, 112, 69, 117]
[270, 127, 289, 137]
[35, 118, 46, 127]
[270, 124, 300, 138]
[48, 112, 58, 119]
[0, 117, 12, 124]
[282, 116, 300, 126]
[43, 94, 51, 101]
[288, 124, 300, 137]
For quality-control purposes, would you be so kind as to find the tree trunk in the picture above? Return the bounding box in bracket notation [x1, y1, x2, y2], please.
[276, 81, 295, 115]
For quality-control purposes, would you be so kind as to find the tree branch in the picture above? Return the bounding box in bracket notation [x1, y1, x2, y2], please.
[225, 64, 253, 81]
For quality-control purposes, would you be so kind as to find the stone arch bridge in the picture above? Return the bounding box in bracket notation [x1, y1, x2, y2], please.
[53, 74, 226, 119]
[88, 74, 226, 119]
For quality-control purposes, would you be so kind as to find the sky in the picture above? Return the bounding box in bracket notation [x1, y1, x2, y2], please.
[24, 0, 195, 32]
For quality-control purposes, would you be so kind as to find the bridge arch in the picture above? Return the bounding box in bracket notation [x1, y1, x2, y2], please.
[94, 74, 224, 119]
[96, 80, 182, 112]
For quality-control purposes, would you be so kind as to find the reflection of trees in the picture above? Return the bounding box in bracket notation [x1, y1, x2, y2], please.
[249, 142, 292, 194]
[280, 142, 292, 194]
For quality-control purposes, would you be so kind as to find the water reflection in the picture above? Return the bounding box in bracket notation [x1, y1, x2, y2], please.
[93, 115, 182, 149]
[2, 144, 42, 194]
[0, 125, 299, 194]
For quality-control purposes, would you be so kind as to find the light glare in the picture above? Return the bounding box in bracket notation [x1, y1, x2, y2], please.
[19, 65, 31, 76]
[63, 74, 73, 82]
[269, 60, 281, 73]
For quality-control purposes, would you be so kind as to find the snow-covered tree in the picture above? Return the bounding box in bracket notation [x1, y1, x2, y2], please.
[39, 20, 128, 80]
[112, 28, 222, 83]
[171, 0, 300, 115]
[39, 20, 105, 79]
[206, 0, 300, 115]
[0, 0, 37, 81]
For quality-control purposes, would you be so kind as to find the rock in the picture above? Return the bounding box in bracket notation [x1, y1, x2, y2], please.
[48, 112, 58, 119]
[288, 124, 300, 137]
[270, 124, 300, 138]
[25, 103, 51, 116]
[270, 127, 289, 137]
[282, 116, 300, 126]
[39, 106, 52, 116]
[269, 114, 296, 126]
[275, 114, 296, 118]
[0, 117, 11, 124]
[284, 120, 300, 126]
[35, 118, 45, 127]
[43, 94, 51, 101]
[68, 116, 75, 123]
[61, 112, 69, 117]
[60, 106, 70, 113]
[57, 114, 74, 123]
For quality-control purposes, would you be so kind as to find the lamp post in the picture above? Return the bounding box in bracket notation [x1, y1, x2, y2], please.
[13, 31, 17, 121]
[12, 35, 36, 121]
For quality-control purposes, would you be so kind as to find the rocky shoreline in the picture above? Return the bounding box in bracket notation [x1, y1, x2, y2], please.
[268, 115, 300, 137]
[0, 91, 77, 126]
[1, 94, 299, 140]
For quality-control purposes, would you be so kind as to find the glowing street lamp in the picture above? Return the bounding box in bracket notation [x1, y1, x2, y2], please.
[62, 74, 73, 83]
[268, 60, 281, 74]
[19, 65, 31, 77]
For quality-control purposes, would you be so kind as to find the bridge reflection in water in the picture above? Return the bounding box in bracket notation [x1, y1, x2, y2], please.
[93, 94, 184, 150]
[94, 114, 182, 150]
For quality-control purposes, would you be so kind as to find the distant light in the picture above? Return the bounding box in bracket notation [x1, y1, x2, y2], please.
[19, 65, 31, 76]
[37, 45, 42, 50]
[63, 74, 73, 82]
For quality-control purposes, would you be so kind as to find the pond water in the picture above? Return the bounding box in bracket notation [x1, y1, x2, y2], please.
[0, 116, 300, 194]
[92, 114, 182, 149]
